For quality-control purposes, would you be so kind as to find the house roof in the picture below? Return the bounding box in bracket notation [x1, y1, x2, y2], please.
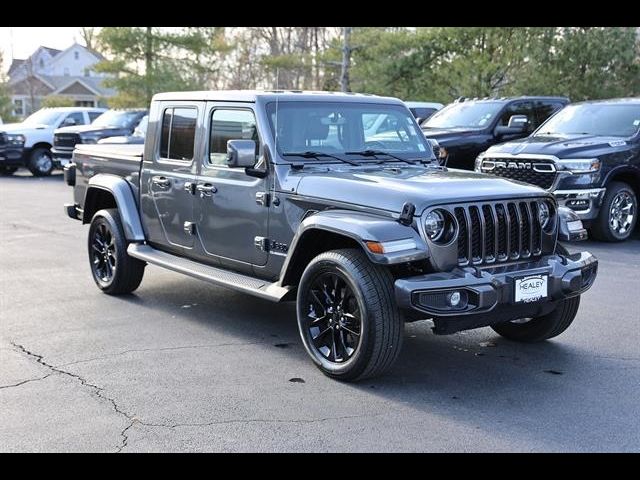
[7, 59, 24, 76]
[42, 46, 62, 57]
[44, 75, 116, 97]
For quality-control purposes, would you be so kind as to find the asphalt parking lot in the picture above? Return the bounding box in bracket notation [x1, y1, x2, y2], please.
[1, 170, 639, 452]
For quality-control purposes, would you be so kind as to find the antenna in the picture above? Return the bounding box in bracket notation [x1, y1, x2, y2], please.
[9, 27, 14, 61]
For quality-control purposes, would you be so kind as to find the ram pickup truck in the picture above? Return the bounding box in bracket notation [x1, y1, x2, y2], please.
[0, 107, 106, 176]
[64, 90, 598, 381]
[422, 96, 569, 170]
[476, 98, 640, 242]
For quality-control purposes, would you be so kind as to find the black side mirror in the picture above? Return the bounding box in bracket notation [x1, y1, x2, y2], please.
[227, 139, 257, 168]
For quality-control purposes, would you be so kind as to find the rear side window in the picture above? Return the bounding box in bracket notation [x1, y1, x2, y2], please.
[209, 109, 259, 166]
[160, 107, 197, 161]
[88, 111, 103, 123]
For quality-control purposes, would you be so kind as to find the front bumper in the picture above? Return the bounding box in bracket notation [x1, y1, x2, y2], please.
[51, 147, 74, 166]
[0, 145, 26, 166]
[554, 188, 606, 221]
[395, 250, 598, 334]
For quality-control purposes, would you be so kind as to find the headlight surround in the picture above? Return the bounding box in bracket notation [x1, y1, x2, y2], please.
[556, 158, 600, 173]
[80, 135, 100, 144]
[537, 200, 555, 232]
[474, 152, 486, 172]
[424, 209, 457, 244]
[5, 133, 25, 146]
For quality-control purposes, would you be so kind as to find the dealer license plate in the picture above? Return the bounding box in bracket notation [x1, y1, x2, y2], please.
[514, 274, 548, 303]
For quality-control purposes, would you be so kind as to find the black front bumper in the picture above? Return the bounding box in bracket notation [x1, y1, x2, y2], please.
[51, 147, 74, 166]
[0, 145, 26, 166]
[395, 251, 598, 334]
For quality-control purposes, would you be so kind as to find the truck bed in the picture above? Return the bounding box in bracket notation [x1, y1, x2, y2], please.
[72, 144, 144, 209]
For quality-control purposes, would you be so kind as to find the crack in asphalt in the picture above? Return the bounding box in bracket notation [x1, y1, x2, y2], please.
[0, 374, 52, 390]
[57, 341, 276, 368]
[11, 341, 135, 453]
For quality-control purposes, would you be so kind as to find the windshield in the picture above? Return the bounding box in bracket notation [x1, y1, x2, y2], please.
[536, 103, 640, 138]
[91, 110, 143, 129]
[23, 109, 64, 126]
[423, 101, 503, 129]
[266, 101, 431, 161]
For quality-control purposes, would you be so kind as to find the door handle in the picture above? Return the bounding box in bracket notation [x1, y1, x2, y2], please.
[151, 176, 170, 188]
[196, 183, 217, 197]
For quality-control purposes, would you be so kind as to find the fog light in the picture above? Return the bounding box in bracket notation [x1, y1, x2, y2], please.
[448, 291, 461, 307]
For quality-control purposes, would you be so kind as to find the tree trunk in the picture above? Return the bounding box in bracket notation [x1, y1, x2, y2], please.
[145, 27, 153, 103]
[340, 27, 352, 92]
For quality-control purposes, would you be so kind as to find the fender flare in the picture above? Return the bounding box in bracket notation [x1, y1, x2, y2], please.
[602, 165, 640, 189]
[280, 209, 429, 283]
[84, 174, 145, 241]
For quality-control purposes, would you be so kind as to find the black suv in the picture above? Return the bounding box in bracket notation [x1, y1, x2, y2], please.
[52, 109, 148, 166]
[477, 98, 640, 242]
[422, 96, 569, 170]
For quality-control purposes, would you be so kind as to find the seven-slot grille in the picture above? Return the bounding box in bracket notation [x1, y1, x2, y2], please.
[54, 133, 81, 149]
[454, 200, 544, 266]
[482, 159, 557, 190]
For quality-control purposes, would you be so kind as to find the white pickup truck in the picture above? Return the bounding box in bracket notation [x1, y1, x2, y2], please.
[0, 106, 105, 176]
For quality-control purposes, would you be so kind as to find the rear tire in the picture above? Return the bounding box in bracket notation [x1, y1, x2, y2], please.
[296, 248, 403, 381]
[590, 181, 637, 242]
[28, 147, 53, 177]
[491, 243, 579, 342]
[88, 208, 145, 295]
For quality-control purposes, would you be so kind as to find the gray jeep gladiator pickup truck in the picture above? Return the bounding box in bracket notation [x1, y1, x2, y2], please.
[64, 90, 598, 381]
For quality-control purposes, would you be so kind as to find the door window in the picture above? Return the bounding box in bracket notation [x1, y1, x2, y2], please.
[209, 109, 259, 166]
[498, 102, 535, 133]
[159, 107, 197, 161]
[65, 111, 86, 126]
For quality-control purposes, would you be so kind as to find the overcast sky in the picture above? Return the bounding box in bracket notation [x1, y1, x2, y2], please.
[0, 27, 86, 71]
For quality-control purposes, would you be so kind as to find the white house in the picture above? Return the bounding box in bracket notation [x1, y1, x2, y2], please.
[7, 43, 115, 118]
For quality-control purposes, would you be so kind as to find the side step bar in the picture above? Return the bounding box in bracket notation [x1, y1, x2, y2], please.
[127, 243, 291, 302]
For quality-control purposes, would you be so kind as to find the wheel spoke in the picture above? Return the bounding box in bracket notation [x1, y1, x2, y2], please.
[312, 326, 331, 341]
[331, 328, 340, 362]
[341, 325, 360, 337]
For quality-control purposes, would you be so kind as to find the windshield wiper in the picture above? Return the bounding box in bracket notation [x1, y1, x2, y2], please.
[282, 151, 361, 166]
[344, 149, 426, 165]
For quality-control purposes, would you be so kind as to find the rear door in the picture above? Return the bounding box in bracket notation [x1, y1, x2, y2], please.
[140, 102, 203, 253]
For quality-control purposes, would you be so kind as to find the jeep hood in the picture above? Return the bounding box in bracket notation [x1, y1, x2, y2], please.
[485, 133, 632, 158]
[421, 127, 479, 144]
[293, 166, 547, 214]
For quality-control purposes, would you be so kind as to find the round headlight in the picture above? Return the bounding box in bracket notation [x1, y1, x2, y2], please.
[538, 201, 551, 229]
[425, 210, 445, 241]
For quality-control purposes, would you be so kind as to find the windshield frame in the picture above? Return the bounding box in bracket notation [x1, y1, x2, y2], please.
[265, 100, 434, 165]
[533, 103, 640, 139]
[422, 101, 505, 130]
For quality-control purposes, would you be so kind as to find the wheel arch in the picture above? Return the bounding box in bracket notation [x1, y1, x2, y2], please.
[279, 209, 428, 287]
[30, 142, 53, 152]
[603, 167, 640, 199]
[82, 174, 145, 242]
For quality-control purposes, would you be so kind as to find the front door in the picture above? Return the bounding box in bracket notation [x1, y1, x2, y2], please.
[193, 103, 269, 270]
[141, 104, 201, 252]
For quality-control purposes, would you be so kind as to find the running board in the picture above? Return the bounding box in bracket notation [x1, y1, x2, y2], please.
[127, 244, 291, 302]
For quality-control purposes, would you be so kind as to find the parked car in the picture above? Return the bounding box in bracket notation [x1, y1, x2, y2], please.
[52, 109, 148, 166]
[63, 90, 597, 381]
[97, 115, 148, 145]
[0, 107, 106, 176]
[422, 96, 569, 170]
[404, 101, 444, 125]
[476, 98, 640, 242]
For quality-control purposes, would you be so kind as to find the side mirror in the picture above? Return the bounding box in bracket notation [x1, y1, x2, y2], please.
[495, 115, 528, 137]
[226, 139, 257, 168]
[61, 117, 77, 127]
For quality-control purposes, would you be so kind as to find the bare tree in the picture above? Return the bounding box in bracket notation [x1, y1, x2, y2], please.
[80, 27, 98, 51]
[340, 27, 352, 92]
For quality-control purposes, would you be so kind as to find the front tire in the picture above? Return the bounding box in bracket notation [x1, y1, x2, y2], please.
[296, 249, 403, 381]
[590, 181, 637, 242]
[88, 208, 145, 295]
[28, 147, 54, 177]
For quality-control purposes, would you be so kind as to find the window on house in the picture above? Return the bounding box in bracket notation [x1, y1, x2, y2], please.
[84, 68, 91, 77]
[38, 59, 44, 68]
[13, 99, 24, 116]
[160, 107, 198, 161]
[74, 51, 79, 60]
[64, 67, 70, 76]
